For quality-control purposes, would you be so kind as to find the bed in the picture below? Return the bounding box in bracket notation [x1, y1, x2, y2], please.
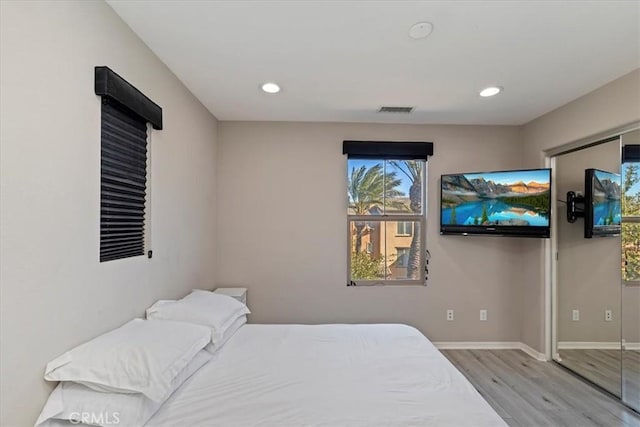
[145, 323, 506, 426]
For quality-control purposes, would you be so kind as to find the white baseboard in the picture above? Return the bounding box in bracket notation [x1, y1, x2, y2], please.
[558, 341, 621, 350]
[433, 341, 548, 361]
[519, 342, 548, 361]
[624, 342, 640, 350]
[433, 341, 520, 350]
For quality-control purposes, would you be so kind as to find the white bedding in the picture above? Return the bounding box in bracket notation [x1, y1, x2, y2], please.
[147, 324, 506, 426]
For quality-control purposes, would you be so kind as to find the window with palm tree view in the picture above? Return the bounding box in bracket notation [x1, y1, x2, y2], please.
[623, 161, 640, 283]
[348, 159, 426, 284]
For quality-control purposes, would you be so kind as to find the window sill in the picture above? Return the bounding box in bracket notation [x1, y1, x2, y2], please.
[348, 281, 426, 287]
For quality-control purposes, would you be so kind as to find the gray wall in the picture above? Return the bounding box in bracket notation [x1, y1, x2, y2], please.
[0, 2, 219, 425]
[556, 140, 621, 344]
[216, 121, 524, 342]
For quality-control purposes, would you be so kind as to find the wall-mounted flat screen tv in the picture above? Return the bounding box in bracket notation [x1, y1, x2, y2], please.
[584, 168, 621, 238]
[441, 168, 551, 238]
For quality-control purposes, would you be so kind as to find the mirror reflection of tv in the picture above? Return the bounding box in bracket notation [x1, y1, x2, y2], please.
[584, 168, 621, 238]
[440, 168, 551, 238]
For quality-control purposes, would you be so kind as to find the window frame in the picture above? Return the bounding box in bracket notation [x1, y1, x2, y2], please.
[346, 160, 428, 286]
[396, 221, 413, 236]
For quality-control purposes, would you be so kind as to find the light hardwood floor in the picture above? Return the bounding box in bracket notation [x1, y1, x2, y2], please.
[442, 349, 640, 427]
[557, 349, 622, 396]
[556, 349, 640, 406]
[624, 350, 640, 412]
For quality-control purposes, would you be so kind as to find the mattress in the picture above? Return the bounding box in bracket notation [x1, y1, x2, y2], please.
[147, 324, 506, 426]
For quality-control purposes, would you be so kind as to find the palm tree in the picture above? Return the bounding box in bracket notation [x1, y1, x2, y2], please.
[348, 163, 403, 253]
[389, 160, 422, 279]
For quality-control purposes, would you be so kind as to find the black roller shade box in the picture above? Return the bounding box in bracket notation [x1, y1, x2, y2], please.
[343, 140, 433, 160]
[95, 66, 162, 130]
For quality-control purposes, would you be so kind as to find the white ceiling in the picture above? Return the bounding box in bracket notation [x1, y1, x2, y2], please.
[108, 1, 640, 125]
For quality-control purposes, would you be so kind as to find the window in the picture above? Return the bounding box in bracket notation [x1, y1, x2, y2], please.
[95, 67, 162, 262]
[395, 247, 410, 268]
[396, 221, 413, 236]
[622, 145, 640, 284]
[344, 140, 432, 285]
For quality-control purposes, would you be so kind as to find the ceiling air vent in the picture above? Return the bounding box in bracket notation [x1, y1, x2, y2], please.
[377, 106, 414, 114]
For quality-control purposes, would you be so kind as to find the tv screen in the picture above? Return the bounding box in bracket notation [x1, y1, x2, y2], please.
[440, 168, 551, 238]
[584, 168, 621, 238]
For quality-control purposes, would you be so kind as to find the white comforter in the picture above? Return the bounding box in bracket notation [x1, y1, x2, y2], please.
[147, 324, 506, 427]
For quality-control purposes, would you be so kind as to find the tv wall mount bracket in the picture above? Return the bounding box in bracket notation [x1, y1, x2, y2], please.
[566, 191, 585, 223]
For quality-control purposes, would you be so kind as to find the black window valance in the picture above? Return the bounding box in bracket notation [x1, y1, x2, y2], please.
[95, 66, 163, 130]
[343, 140, 433, 160]
[623, 145, 640, 163]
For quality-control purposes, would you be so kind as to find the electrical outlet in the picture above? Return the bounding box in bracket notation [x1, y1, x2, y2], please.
[480, 309, 487, 321]
[572, 309, 580, 321]
[446, 309, 454, 321]
[605, 310, 612, 322]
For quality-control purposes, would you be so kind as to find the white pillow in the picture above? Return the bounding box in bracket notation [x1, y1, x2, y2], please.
[146, 290, 250, 344]
[145, 299, 175, 318]
[36, 350, 212, 427]
[44, 319, 211, 402]
[204, 315, 246, 353]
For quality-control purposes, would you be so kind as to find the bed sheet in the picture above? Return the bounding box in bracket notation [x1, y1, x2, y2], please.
[147, 324, 506, 427]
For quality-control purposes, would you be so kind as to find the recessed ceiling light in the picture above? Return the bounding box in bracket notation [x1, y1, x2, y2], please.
[409, 22, 433, 40]
[480, 86, 502, 97]
[261, 82, 280, 94]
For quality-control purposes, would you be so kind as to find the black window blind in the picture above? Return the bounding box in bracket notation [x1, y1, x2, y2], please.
[100, 100, 148, 262]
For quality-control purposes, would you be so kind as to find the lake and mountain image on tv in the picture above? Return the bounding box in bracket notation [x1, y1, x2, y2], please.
[441, 169, 551, 228]
[591, 169, 621, 228]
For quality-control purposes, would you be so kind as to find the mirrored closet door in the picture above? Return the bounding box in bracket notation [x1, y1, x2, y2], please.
[621, 129, 640, 412]
[554, 137, 622, 397]
[552, 128, 640, 411]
